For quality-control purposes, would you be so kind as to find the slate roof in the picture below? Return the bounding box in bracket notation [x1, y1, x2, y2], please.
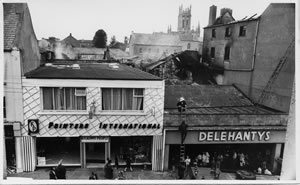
[24, 62, 162, 81]
[3, 3, 24, 50]
[73, 47, 130, 59]
[164, 85, 282, 114]
[130, 33, 182, 46]
[62, 34, 80, 47]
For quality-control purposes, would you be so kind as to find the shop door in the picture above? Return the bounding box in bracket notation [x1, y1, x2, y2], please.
[85, 143, 105, 168]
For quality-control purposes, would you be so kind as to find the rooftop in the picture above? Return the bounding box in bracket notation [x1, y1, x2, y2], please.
[164, 85, 283, 115]
[25, 62, 162, 81]
[4, 3, 24, 50]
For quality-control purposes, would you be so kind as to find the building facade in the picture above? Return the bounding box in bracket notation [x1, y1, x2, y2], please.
[19, 63, 165, 171]
[163, 85, 287, 175]
[129, 5, 202, 60]
[202, 4, 295, 113]
[4, 3, 41, 174]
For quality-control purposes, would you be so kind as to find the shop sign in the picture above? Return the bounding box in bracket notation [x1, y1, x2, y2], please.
[99, 122, 161, 129]
[48, 122, 89, 129]
[81, 136, 109, 143]
[28, 119, 39, 134]
[199, 131, 271, 142]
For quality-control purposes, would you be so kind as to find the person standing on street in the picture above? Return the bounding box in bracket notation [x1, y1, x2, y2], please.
[56, 159, 66, 179]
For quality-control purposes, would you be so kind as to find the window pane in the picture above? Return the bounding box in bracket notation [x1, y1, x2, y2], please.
[122, 89, 133, 110]
[102, 89, 112, 110]
[134, 89, 143, 96]
[43, 88, 53, 110]
[65, 88, 75, 110]
[76, 96, 86, 110]
[112, 89, 122, 110]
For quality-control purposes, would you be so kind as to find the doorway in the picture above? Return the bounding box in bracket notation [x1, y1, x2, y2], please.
[85, 143, 105, 168]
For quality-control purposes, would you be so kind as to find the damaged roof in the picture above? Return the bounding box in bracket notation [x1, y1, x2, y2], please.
[25, 63, 162, 81]
[164, 85, 282, 114]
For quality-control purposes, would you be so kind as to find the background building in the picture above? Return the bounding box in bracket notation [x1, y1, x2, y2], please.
[202, 4, 295, 113]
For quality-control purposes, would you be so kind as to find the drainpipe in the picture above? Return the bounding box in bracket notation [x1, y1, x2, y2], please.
[162, 128, 166, 171]
[225, 17, 260, 71]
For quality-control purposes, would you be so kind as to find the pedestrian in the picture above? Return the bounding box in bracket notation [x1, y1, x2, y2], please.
[115, 155, 119, 169]
[49, 167, 57, 179]
[124, 155, 133, 172]
[214, 154, 223, 179]
[197, 153, 202, 167]
[56, 159, 66, 179]
[184, 155, 191, 167]
[178, 162, 185, 179]
[89, 171, 98, 180]
[104, 159, 114, 179]
[205, 152, 210, 166]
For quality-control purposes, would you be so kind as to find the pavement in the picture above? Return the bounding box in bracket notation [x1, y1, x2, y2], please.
[5, 166, 280, 181]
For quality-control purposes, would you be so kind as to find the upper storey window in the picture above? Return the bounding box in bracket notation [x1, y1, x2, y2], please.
[212, 29, 216, 38]
[42, 87, 86, 110]
[239, 26, 247, 37]
[102, 88, 144, 111]
[225, 27, 232, 37]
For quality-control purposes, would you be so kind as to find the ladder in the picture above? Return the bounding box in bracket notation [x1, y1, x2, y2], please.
[180, 144, 185, 162]
[257, 38, 294, 105]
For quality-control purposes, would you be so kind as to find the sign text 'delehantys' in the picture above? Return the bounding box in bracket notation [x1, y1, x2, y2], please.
[199, 131, 271, 141]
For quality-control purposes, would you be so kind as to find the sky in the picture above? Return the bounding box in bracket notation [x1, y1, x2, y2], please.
[3, 0, 297, 42]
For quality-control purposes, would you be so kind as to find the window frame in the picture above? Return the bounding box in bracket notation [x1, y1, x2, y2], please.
[101, 88, 145, 112]
[224, 46, 230, 60]
[225, 27, 232, 37]
[210, 47, 215, 58]
[212, 29, 216, 38]
[41, 87, 87, 112]
[239, 25, 247, 37]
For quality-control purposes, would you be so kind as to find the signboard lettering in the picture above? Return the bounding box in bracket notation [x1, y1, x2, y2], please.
[199, 131, 271, 142]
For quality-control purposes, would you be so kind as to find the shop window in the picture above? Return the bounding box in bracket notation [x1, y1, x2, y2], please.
[102, 88, 144, 111]
[36, 137, 80, 165]
[212, 29, 216, 38]
[225, 27, 232, 37]
[42, 87, 86, 110]
[111, 136, 152, 164]
[224, 46, 230, 60]
[239, 26, 246, 36]
[210, 47, 215, 58]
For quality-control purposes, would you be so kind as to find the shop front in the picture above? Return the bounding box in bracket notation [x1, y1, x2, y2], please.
[164, 128, 286, 174]
[20, 63, 165, 172]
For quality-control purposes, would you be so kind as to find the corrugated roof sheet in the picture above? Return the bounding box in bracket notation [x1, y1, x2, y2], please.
[4, 3, 23, 50]
[24, 62, 162, 81]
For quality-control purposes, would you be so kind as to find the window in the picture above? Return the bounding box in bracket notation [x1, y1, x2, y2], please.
[212, 29, 216, 38]
[102, 88, 144, 111]
[187, 43, 191, 49]
[210, 47, 215, 58]
[42, 87, 86, 110]
[224, 46, 230, 60]
[239, 26, 246, 36]
[225, 27, 232, 37]
[139, 48, 143, 53]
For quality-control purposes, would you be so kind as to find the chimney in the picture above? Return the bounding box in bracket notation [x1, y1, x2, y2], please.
[220, 8, 233, 16]
[208, 5, 217, 26]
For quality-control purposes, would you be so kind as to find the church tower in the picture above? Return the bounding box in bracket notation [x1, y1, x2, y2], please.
[177, 5, 192, 32]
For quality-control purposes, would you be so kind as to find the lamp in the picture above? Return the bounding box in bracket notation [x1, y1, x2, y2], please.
[89, 101, 96, 119]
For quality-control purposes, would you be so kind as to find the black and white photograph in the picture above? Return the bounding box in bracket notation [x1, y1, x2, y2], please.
[1, 0, 297, 183]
